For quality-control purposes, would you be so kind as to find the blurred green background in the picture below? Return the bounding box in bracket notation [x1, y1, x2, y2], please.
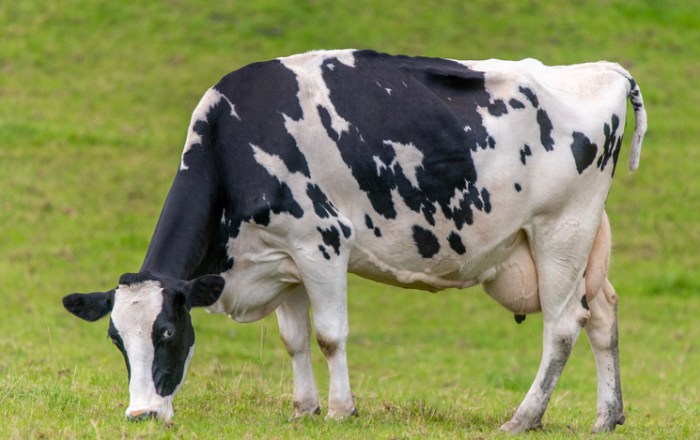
[1, 1, 698, 438]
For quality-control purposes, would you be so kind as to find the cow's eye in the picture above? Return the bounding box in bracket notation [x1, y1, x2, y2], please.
[162, 328, 174, 340]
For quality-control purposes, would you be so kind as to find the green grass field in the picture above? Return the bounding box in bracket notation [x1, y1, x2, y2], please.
[2, 0, 699, 438]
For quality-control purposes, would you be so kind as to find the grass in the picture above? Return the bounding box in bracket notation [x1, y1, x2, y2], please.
[2, 0, 699, 438]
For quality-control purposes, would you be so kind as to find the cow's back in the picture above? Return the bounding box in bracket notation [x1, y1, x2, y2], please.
[189, 50, 635, 292]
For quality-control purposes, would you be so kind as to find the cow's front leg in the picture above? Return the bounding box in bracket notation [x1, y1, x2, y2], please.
[301, 270, 356, 420]
[585, 279, 625, 433]
[276, 285, 320, 418]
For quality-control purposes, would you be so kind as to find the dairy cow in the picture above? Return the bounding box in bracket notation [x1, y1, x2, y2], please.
[63, 50, 646, 433]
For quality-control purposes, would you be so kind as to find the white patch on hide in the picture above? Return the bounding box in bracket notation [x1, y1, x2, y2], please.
[279, 50, 355, 139]
[448, 186, 467, 212]
[375, 81, 391, 95]
[384, 140, 424, 189]
[371, 141, 424, 190]
[250, 143, 289, 178]
[181, 89, 240, 170]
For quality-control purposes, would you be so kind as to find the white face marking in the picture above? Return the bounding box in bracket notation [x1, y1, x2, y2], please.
[111, 281, 179, 421]
[112, 281, 163, 346]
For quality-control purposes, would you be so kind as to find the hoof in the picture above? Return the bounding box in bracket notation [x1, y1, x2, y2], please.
[126, 410, 157, 422]
[500, 417, 542, 434]
[290, 403, 321, 421]
[591, 412, 625, 433]
[326, 407, 358, 420]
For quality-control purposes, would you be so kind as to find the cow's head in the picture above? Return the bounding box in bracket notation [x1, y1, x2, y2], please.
[62, 272, 225, 422]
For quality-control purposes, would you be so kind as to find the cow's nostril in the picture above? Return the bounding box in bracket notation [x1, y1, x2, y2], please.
[127, 409, 157, 422]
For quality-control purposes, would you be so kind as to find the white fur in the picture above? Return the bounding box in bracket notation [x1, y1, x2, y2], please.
[111, 281, 188, 422]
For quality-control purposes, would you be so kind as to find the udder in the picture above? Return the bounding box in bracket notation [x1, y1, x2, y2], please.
[482, 212, 611, 315]
[481, 229, 541, 314]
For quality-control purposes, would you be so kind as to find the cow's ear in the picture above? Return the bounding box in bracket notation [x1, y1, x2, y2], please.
[62, 290, 115, 322]
[183, 275, 225, 308]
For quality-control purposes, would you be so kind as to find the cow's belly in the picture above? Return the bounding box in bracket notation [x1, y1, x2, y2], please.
[347, 227, 523, 292]
[348, 256, 481, 291]
[213, 209, 526, 320]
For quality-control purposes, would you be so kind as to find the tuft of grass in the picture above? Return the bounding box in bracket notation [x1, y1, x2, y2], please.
[2, 0, 699, 438]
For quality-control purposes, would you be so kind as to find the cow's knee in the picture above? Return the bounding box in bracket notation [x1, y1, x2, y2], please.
[316, 333, 341, 359]
[314, 317, 350, 362]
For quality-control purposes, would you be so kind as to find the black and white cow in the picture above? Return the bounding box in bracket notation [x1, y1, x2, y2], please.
[63, 50, 646, 433]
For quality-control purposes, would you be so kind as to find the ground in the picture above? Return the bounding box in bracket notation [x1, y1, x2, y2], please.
[1, 0, 699, 438]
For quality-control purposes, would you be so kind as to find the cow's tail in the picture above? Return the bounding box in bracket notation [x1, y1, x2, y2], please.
[611, 64, 647, 171]
[626, 76, 647, 172]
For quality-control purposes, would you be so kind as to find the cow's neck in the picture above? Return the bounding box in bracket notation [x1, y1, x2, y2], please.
[140, 166, 223, 280]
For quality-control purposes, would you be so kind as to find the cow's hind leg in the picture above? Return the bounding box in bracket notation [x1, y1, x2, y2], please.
[501, 293, 589, 433]
[276, 285, 320, 418]
[501, 220, 593, 433]
[586, 279, 625, 432]
[582, 211, 624, 432]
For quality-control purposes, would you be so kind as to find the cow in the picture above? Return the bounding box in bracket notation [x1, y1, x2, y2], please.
[62, 49, 646, 433]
